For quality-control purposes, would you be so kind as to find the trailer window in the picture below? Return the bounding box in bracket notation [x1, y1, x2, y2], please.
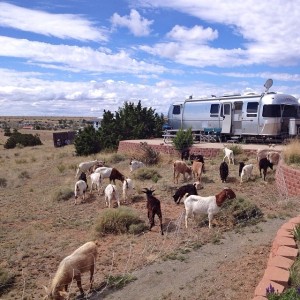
[223, 103, 231, 115]
[282, 105, 298, 118]
[262, 105, 281, 117]
[210, 104, 219, 117]
[246, 102, 258, 117]
[172, 105, 181, 115]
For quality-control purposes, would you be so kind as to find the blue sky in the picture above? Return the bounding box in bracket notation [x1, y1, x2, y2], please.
[0, 0, 300, 117]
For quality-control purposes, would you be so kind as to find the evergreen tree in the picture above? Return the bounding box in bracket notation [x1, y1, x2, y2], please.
[74, 125, 101, 156]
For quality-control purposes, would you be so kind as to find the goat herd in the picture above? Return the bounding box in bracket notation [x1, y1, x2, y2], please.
[45, 144, 280, 299]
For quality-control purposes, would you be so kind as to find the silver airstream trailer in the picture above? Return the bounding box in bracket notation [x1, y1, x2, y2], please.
[167, 79, 300, 142]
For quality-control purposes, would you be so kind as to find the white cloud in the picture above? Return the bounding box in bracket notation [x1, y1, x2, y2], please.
[0, 2, 108, 42]
[0, 36, 166, 74]
[167, 25, 218, 43]
[111, 9, 153, 36]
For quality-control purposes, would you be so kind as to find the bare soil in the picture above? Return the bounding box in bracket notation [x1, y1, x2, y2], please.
[0, 128, 299, 300]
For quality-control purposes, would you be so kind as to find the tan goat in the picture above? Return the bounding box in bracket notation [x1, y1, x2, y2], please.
[173, 160, 192, 184]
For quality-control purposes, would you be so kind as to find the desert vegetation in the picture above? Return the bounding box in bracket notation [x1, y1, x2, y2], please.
[0, 128, 300, 299]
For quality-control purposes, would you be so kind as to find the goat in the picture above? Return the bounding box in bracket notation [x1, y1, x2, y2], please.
[44, 241, 97, 300]
[256, 144, 279, 162]
[74, 180, 87, 205]
[219, 161, 229, 183]
[79, 172, 88, 189]
[223, 145, 234, 165]
[109, 168, 125, 184]
[104, 184, 120, 208]
[240, 164, 254, 183]
[173, 160, 192, 184]
[267, 151, 281, 165]
[88, 161, 106, 174]
[181, 149, 190, 161]
[191, 161, 204, 188]
[238, 162, 245, 177]
[189, 154, 205, 173]
[89, 172, 102, 193]
[142, 188, 164, 235]
[94, 167, 113, 181]
[129, 159, 145, 172]
[75, 160, 103, 179]
[259, 157, 273, 181]
[172, 183, 198, 204]
[184, 187, 236, 229]
[122, 178, 134, 203]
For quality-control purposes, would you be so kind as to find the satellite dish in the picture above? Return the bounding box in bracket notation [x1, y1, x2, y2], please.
[264, 79, 273, 93]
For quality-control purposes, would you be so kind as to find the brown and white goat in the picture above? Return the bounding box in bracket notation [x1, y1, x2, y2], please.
[44, 241, 97, 300]
[184, 187, 236, 229]
[143, 188, 164, 235]
[109, 168, 125, 184]
[173, 160, 192, 184]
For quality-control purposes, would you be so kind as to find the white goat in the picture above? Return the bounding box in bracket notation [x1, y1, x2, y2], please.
[104, 184, 120, 208]
[240, 164, 254, 183]
[122, 178, 134, 203]
[130, 159, 145, 172]
[94, 167, 113, 181]
[44, 241, 97, 299]
[75, 160, 102, 179]
[184, 188, 236, 229]
[267, 151, 281, 165]
[223, 145, 234, 165]
[89, 172, 102, 193]
[74, 180, 87, 205]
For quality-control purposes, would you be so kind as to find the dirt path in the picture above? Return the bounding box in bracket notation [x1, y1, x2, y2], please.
[94, 218, 286, 300]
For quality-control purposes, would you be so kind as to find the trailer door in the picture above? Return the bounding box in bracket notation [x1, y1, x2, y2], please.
[222, 102, 232, 134]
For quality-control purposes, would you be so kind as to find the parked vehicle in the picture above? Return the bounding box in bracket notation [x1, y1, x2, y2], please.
[166, 79, 300, 142]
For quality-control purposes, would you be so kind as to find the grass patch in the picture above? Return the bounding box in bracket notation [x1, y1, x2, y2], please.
[18, 171, 30, 179]
[105, 274, 137, 289]
[0, 268, 14, 295]
[95, 207, 145, 235]
[283, 139, 300, 167]
[228, 144, 243, 155]
[107, 153, 126, 164]
[133, 168, 161, 182]
[52, 188, 74, 202]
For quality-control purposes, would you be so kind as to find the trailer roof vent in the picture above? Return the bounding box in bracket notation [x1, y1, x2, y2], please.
[222, 93, 241, 97]
[243, 92, 258, 95]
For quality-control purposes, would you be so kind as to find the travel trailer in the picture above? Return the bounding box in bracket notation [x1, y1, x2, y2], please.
[166, 79, 300, 142]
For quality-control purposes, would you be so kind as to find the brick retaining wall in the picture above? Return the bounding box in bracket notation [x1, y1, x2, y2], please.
[275, 161, 300, 197]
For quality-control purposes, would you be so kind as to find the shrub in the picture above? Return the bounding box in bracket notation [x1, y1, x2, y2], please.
[128, 222, 149, 234]
[107, 153, 126, 164]
[52, 188, 74, 202]
[105, 274, 137, 290]
[266, 285, 300, 299]
[133, 168, 161, 182]
[139, 142, 160, 165]
[283, 139, 300, 167]
[228, 144, 243, 155]
[4, 132, 42, 149]
[172, 128, 194, 152]
[95, 207, 145, 235]
[0, 178, 7, 188]
[18, 171, 30, 179]
[0, 268, 14, 295]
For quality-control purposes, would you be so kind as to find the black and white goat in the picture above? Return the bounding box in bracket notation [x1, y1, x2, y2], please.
[259, 157, 273, 181]
[172, 183, 198, 204]
[143, 188, 164, 235]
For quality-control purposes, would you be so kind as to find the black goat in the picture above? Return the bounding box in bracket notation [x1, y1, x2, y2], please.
[219, 161, 229, 183]
[238, 162, 245, 177]
[259, 157, 273, 181]
[79, 172, 88, 189]
[172, 183, 198, 204]
[181, 149, 190, 161]
[143, 188, 164, 235]
[109, 168, 125, 184]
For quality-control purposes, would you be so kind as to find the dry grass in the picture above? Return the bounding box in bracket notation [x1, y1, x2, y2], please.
[0, 128, 299, 299]
[282, 138, 300, 167]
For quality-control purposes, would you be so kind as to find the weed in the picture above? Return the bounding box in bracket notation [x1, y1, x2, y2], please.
[293, 224, 300, 241]
[52, 188, 74, 202]
[105, 274, 137, 289]
[95, 207, 145, 235]
[0, 178, 7, 188]
[283, 139, 300, 167]
[133, 168, 161, 181]
[108, 153, 126, 164]
[0, 268, 14, 295]
[128, 222, 148, 235]
[228, 144, 243, 155]
[139, 142, 160, 165]
[57, 164, 66, 173]
[18, 171, 30, 179]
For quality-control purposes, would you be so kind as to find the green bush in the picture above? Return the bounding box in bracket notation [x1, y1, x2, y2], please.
[172, 128, 194, 152]
[107, 153, 126, 164]
[52, 188, 74, 202]
[266, 285, 300, 299]
[105, 274, 137, 290]
[139, 142, 160, 165]
[95, 207, 145, 235]
[128, 222, 149, 234]
[228, 144, 243, 155]
[4, 132, 42, 149]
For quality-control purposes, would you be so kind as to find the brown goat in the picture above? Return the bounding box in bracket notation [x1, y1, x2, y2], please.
[143, 188, 164, 235]
[109, 168, 125, 184]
